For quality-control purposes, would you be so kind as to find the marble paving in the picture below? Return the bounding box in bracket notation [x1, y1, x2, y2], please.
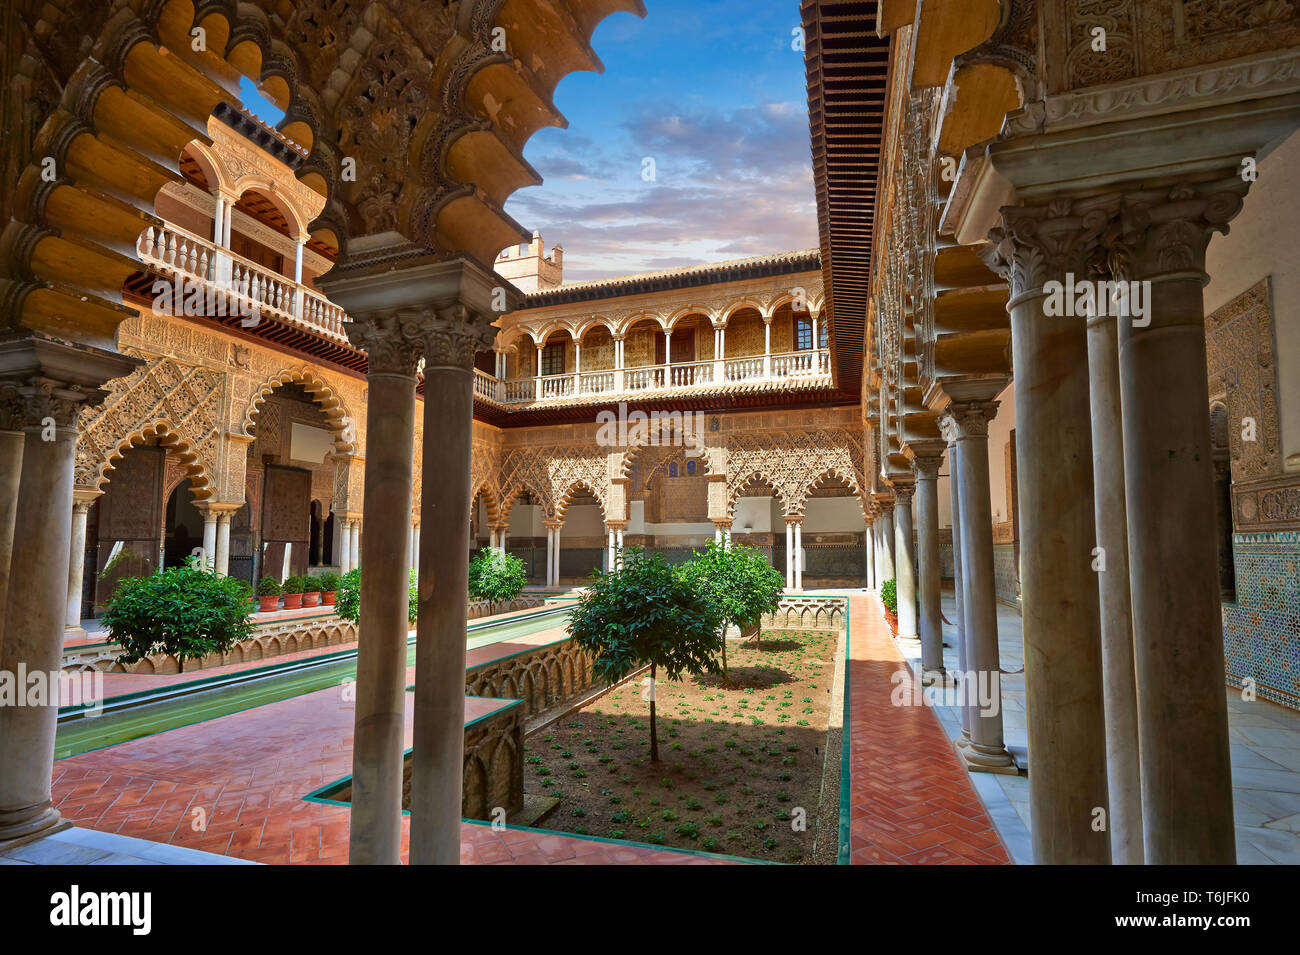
[893, 590, 1300, 865]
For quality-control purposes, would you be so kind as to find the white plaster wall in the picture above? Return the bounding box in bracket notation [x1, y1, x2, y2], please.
[564, 504, 604, 537]
[731, 496, 771, 534]
[1206, 128, 1300, 465]
[627, 500, 646, 534]
[986, 381, 1016, 526]
[803, 497, 866, 533]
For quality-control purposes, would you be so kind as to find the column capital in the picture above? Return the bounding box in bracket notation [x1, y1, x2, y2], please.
[941, 400, 999, 440]
[983, 195, 1116, 302]
[1107, 182, 1245, 282]
[889, 480, 915, 504]
[0, 335, 140, 431]
[544, 518, 565, 531]
[904, 440, 946, 480]
[604, 521, 628, 532]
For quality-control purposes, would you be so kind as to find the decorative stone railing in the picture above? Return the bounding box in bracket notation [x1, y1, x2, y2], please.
[466, 595, 547, 619]
[473, 347, 832, 408]
[62, 612, 359, 675]
[137, 223, 348, 345]
[761, 595, 847, 632]
[464, 637, 596, 719]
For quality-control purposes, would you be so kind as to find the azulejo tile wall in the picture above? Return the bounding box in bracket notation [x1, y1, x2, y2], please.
[992, 543, 1020, 607]
[1223, 531, 1300, 711]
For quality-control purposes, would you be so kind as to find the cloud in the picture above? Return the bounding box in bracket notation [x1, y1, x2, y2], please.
[508, 100, 818, 281]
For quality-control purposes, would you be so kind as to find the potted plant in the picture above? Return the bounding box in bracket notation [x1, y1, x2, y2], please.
[256, 575, 282, 612]
[318, 571, 340, 606]
[104, 557, 256, 673]
[281, 574, 304, 609]
[301, 575, 322, 608]
[880, 578, 898, 637]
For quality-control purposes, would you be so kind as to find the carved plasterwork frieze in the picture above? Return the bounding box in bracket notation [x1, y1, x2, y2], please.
[1206, 278, 1282, 482]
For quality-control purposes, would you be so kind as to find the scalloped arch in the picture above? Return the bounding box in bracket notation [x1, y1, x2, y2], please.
[241, 367, 356, 451]
[97, 421, 216, 501]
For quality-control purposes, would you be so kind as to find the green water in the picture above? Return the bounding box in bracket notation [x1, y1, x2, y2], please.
[54, 606, 571, 761]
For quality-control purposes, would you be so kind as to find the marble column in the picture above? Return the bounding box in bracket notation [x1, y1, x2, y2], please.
[989, 202, 1109, 861]
[943, 428, 971, 745]
[336, 517, 352, 574]
[1087, 307, 1143, 865]
[341, 318, 422, 866]
[0, 429, 23, 651]
[911, 449, 946, 677]
[350, 519, 361, 570]
[411, 306, 496, 867]
[891, 481, 918, 644]
[201, 510, 218, 571]
[876, 500, 896, 581]
[65, 498, 92, 631]
[944, 401, 1017, 776]
[0, 343, 136, 844]
[1114, 185, 1242, 864]
[410, 524, 420, 574]
[793, 520, 803, 591]
[784, 519, 794, 589]
[868, 514, 878, 589]
[606, 525, 615, 571]
[215, 511, 232, 577]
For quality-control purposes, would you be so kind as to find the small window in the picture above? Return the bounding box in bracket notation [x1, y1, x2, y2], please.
[669, 462, 678, 478]
[818, 322, 828, 348]
[795, 317, 812, 351]
[540, 341, 565, 376]
[686, 460, 697, 476]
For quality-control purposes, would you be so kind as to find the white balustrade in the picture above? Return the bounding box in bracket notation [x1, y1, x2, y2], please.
[539, 374, 574, 399]
[579, 371, 615, 395]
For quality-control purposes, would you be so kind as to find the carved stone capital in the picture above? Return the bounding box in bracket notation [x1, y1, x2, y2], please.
[945, 400, 999, 440]
[891, 481, 915, 505]
[0, 375, 108, 431]
[421, 304, 497, 371]
[983, 197, 1115, 300]
[346, 312, 426, 377]
[1107, 183, 1246, 281]
[911, 454, 943, 481]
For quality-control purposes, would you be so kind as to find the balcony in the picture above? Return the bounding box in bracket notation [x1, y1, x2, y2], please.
[473, 348, 832, 407]
[136, 223, 349, 347]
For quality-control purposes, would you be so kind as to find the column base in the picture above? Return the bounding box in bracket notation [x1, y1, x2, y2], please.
[957, 741, 1020, 775]
[63, 625, 87, 639]
[896, 634, 921, 651]
[955, 731, 972, 749]
[921, 667, 952, 687]
[0, 803, 70, 845]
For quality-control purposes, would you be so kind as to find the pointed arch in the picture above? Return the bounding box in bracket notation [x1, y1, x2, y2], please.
[727, 471, 788, 519]
[800, 467, 870, 521]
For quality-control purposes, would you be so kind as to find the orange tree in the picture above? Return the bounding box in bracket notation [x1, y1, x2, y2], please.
[679, 541, 784, 684]
[567, 546, 724, 762]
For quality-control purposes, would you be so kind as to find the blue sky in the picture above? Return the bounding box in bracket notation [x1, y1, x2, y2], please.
[506, 1, 817, 280]
[239, 2, 816, 282]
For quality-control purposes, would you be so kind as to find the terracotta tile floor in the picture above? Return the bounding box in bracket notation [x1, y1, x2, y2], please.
[50, 656, 733, 865]
[845, 593, 1011, 865]
[49, 592, 1006, 865]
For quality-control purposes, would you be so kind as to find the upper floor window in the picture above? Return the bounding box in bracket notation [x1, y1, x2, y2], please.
[686, 460, 697, 476]
[796, 317, 812, 350]
[795, 317, 827, 350]
[540, 342, 565, 377]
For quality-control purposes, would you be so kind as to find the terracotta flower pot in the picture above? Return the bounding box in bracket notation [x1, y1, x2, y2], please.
[884, 609, 898, 638]
[302, 591, 320, 608]
[258, 595, 281, 613]
[322, 591, 337, 606]
[282, 593, 303, 610]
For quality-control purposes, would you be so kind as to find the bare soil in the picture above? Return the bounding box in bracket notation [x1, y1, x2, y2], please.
[522, 629, 839, 863]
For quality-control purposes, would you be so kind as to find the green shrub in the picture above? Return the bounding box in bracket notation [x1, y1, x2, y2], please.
[333, 566, 418, 625]
[103, 558, 256, 672]
[257, 575, 281, 597]
[679, 540, 784, 682]
[301, 575, 322, 594]
[880, 578, 897, 614]
[568, 547, 724, 762]
[317, 571, 341, 593]
[468, 548, 528, 603]
[281, 574, 304, 594]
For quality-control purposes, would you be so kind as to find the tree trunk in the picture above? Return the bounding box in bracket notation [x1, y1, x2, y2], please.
[649, 661, 659, 763]
[721, 634, 728, 685]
